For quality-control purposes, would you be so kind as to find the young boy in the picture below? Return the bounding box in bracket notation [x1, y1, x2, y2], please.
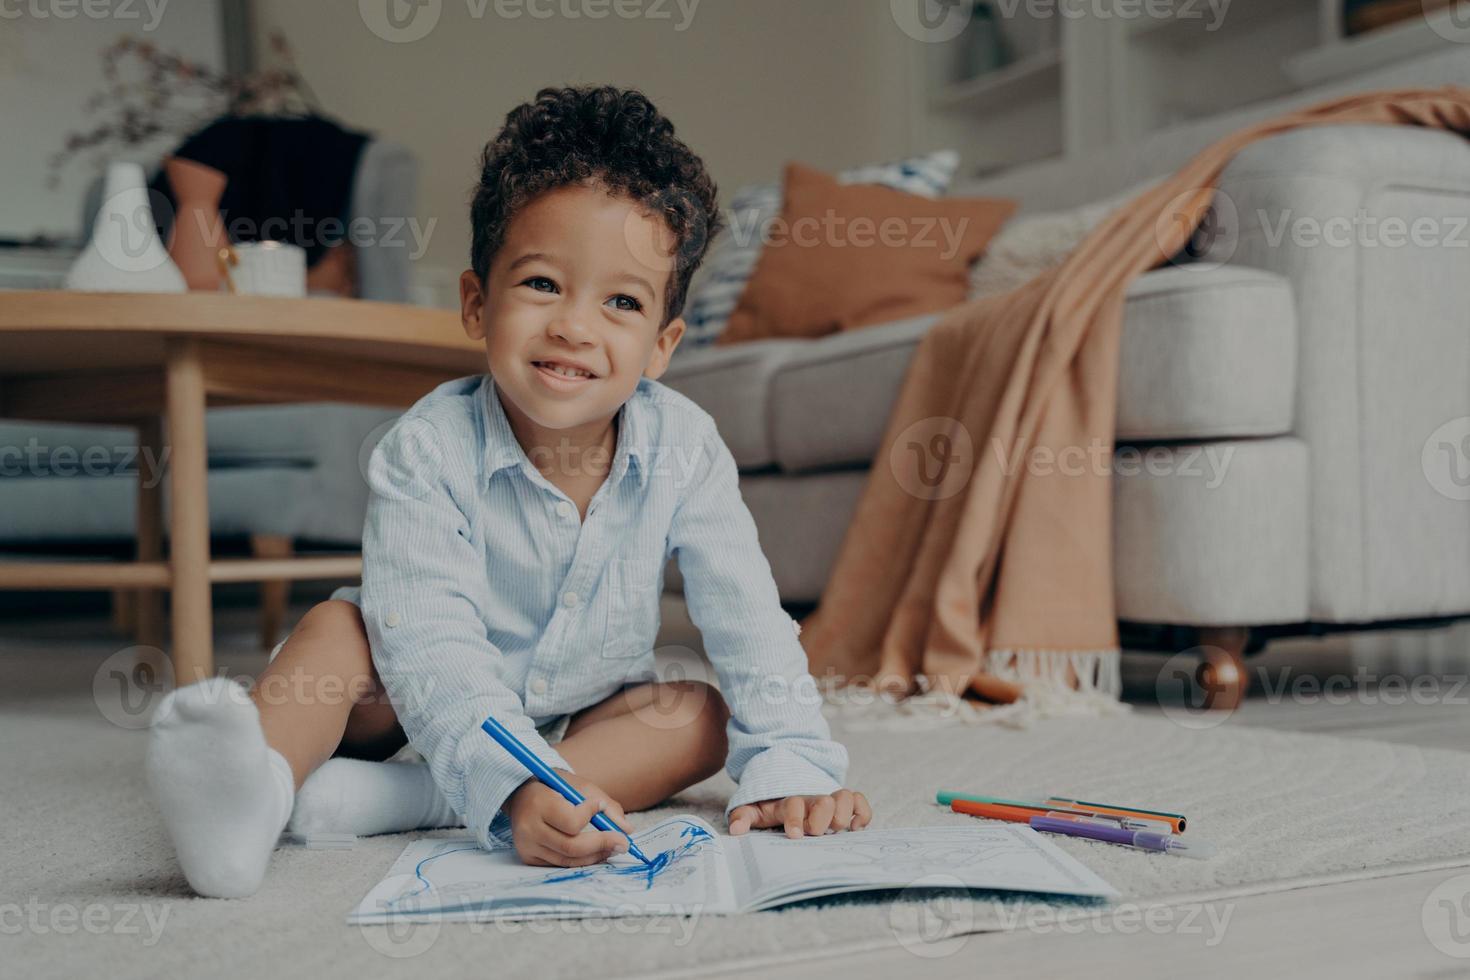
[146, 85, 870, 899]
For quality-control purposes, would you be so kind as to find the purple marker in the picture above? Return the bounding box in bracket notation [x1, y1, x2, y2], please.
[1030, 816, 1215, 859]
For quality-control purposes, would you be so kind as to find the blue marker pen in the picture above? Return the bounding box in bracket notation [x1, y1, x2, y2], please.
[480, 714, 652, 866]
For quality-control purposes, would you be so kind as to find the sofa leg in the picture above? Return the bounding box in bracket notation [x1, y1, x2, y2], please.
[251, 534, 292, 651]
[1196, 626, 1251, 711]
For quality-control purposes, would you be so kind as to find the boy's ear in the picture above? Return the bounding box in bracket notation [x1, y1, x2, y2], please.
[643, 316, 686, 380]
[460, 270, 487, 341]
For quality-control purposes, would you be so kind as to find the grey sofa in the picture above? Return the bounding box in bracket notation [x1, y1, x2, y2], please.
[660, 50, 1470, 700]
[0, 139, 415, 632]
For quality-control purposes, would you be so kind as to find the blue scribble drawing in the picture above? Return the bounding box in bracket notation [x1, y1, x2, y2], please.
[386, 817, 716, 914]
[407, 845, 479, 903]
[530, 819, 711, 890]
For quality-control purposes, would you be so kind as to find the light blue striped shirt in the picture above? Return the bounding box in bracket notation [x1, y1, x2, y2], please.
[342, 373, 846, 849]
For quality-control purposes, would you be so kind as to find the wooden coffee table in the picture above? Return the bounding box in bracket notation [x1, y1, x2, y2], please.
[0, 290, 484, 683]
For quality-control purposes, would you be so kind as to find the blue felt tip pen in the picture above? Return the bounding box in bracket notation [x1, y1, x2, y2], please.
[480, 714, 652, 866]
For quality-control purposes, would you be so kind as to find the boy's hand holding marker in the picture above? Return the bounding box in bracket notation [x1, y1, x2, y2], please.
[505, 771, 632, 868]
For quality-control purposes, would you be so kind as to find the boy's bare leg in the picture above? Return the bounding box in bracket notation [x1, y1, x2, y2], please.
[147, 598, 417, 898]
[256, 599, 728, 814]
[252, 599, 404, 788]
[253, 601, 459, 840]
[556, 680, 730, 812]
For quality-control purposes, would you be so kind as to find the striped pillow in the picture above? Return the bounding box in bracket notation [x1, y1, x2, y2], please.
[679, 150, 960, 349]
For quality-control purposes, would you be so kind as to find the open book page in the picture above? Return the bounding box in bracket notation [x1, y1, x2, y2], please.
[724, 824, 1119, 911]
[349, 815, 736, 923]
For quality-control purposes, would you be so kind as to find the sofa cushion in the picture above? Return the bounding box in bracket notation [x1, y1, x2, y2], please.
[1112, 266, 1297, 441]
[660, 336, 814, 470]
[0, 403, 399, 547]
[682, 150, 960, 349]
[664, 265, 1298, 471]
[717, 162, 1016, 346]
[0, 408, 322, 479]
[0, 465, 318, 543]
[0, 420, 145, 478]
[664, 437, 1310, 625]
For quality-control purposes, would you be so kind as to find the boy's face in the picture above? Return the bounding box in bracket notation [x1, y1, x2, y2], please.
[460, 182, 686, 435]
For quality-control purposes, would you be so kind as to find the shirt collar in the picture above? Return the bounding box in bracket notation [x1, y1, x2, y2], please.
[480, 375, 650, 489]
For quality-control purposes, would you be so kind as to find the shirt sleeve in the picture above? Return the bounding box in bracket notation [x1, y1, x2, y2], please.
[666, 422, 848, 816]
[359, 415, 572, 850]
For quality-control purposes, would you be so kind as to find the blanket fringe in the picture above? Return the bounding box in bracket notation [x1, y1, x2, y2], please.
[820, 648, 1128, 731]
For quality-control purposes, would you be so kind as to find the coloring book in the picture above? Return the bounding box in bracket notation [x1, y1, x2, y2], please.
[348, 815, 1118, 923]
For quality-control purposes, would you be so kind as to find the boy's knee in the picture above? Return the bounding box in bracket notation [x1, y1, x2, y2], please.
[297, 599, 367, 642]
[659, 681, 727, 777]
[287, 600, 377, 685]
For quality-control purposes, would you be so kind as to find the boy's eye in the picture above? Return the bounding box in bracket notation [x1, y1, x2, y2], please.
[520, 277, 639, 313]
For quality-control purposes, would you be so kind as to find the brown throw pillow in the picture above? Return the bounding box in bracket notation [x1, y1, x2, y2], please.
[716, 162, 1016, 345]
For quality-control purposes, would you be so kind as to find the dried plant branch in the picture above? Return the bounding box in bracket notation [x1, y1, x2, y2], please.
[48, 31, 319, 189]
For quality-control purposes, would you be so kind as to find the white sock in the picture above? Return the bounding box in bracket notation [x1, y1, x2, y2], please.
[288, 758, 461, 838]
[145, 678, 294, 899]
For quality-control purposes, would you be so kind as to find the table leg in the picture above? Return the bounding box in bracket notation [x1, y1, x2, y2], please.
[250, 533, 293, 651]
[135, 416, 165, 650]
[165, 339, 213, 684]
[111, 589, 135, 635]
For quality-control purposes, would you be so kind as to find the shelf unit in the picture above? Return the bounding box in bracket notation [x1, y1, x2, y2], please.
[1286, 3, 1470, 85]
[928, 48, 1062, 113]
[905, 0, 1470, 178]
[0, 246, 75, 290]
[1122, 0, 1306, 41]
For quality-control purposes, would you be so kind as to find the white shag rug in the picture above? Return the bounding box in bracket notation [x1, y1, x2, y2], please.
[8, 696, 1470, 980]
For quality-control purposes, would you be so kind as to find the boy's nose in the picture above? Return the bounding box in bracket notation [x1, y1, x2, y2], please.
[547, 314, 595, 346]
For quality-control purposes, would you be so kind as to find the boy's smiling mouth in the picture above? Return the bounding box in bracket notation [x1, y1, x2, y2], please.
[531, 357, 600, 389]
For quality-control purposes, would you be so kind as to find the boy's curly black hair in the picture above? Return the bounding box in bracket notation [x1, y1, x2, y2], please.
[469, 85, 723, 328]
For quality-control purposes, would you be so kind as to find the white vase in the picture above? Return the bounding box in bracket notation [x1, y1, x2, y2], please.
[64, 162, 187, 293]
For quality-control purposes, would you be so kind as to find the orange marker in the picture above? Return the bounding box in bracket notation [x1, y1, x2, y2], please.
[1045, 797, 1187, 834]
[949, 800, 1042, 824]
[950, 799, 1173, 834]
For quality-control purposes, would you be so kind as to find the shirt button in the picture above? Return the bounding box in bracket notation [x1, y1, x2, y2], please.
[562, 591, 581, 608]
[385, 612, 401, 629]
[530, 678, 549, 695]
[555, 500, 575, 519]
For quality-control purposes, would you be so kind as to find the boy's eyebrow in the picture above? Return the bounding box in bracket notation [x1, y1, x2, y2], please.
[508, 251, 658, 299]
[506, 252, 555, 274]
[613, 272, 657, 298]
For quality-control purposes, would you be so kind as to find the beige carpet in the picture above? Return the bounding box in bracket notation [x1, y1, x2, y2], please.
[8, 656, 1470, 980]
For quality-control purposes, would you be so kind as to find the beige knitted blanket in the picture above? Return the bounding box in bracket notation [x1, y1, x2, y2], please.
[800, 88, 1470, 714]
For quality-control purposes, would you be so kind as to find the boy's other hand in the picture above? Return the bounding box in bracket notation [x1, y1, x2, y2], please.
[728, 789, 872, 838]
[504, 771, 631, 867]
